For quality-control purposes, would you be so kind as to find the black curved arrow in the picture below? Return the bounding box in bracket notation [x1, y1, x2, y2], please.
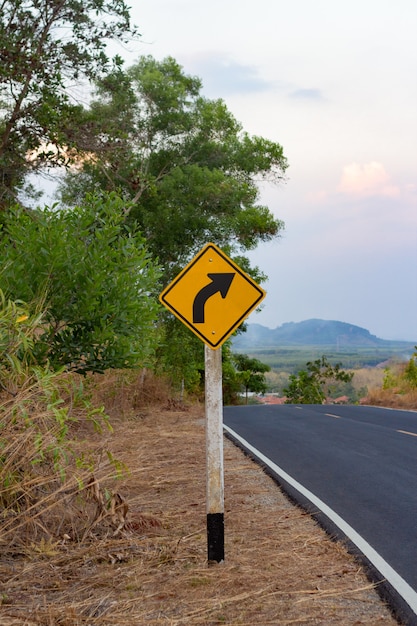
[193, 273, 235, 324]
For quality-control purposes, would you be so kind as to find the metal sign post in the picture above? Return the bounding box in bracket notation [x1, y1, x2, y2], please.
[159, 243, 266, 564]
[204, 344, 224, 562]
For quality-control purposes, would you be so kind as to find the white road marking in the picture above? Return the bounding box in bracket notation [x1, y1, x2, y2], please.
[223, 423, 417, 616]
[325, 413, 342, 418]
[397, 430, 417, 438]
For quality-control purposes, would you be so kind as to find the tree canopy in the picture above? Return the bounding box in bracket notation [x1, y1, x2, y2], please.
[58, 55, 288, 282]
[0, 0, 138, 207]
[0, 10, 289, 385]
[55, 55, 288, 386]
[233, 353, 270, 403]
[284, 356, 354, 404]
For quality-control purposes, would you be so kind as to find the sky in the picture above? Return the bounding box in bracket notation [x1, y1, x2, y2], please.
[117, 0, 417, 341]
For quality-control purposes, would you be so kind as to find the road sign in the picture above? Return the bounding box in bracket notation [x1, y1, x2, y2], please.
[159, 243, 266, 562]
[159, 242, 266, 349]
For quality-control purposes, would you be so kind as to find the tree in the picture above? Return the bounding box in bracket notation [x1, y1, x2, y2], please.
[284, 356, 353, 404]
[0, 0, 138, 208]
[221, 344, 242, 406]
[233, 353, 270, 404]
[58, 55, 288, 282]
[404, 348, 417, 388]
[0, 193, 160, 373]
[57, 55, 287, 388]
[155, 317, 205, 397]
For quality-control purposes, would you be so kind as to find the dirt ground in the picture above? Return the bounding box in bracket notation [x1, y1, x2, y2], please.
[0, 399, 402, 625]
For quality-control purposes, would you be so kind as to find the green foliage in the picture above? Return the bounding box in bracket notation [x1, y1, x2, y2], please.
[404, 348, 417, 388]
[381, 350, 417, 393]
[237, 344, 414, 373]
[233, 353, 270, 403]
[284, 356, 354, 404]
[0, 0, 138, 207]
[0, 193, 161, 373]
[221, 348, 270, 404]
[0, 290, 44, 393]
[2, 42, 288, 388]
[56, 56, 288, 388]
[156, 317, 205, 395]
[221, 344, 243, 405]
[58, 55, 288, 282]
[285, 369, 324, 404]
[382, 367, 398, 390]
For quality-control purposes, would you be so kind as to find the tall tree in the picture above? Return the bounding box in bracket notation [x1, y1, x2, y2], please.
[59, 55, 288, 282]
[57, 55, 288, 388]
[0, 0, 138, 207]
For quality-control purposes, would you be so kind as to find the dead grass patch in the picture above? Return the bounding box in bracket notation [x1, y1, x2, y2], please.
[363, 387, 417, 410]
[361, 361, 417, 410]
[0, 372, 135, 557]
[87, 369, 181, 420]
[351, 367, 385, 391]
[0, 373, 400, 625]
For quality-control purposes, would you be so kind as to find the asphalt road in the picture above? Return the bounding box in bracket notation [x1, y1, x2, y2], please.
[223, 404, 417, 622]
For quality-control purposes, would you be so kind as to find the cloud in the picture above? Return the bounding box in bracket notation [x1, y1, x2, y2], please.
[182, 52, 272, 96]
[289, 88, 324, 101]
[338, 161, 400, 198]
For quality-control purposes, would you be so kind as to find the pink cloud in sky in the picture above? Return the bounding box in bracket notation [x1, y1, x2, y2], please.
[338, 161, 400, 198]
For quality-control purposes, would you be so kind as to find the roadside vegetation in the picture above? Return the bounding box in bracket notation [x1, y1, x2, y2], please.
[254, 348, 417, 408]
[242, 343, 415, 372]
[0, 375, 398, 625]
[362, 350, 417, 410]
[0, 3, 414, 622]
[283, 356, 353, 404]
[0, 294, 131, 549]
[0, 0, 286, 578]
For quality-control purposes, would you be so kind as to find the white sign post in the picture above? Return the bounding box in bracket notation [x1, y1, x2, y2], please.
[204, 344, 224, 562]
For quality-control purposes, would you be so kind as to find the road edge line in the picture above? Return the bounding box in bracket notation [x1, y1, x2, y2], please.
[224, 423, 417, 625]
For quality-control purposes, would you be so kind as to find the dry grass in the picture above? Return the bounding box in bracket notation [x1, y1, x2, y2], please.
[0, 372, 132, 554]
[362, 387, 417, 410]
[350, 368, 385, 391]
[0, 371, 401, 625]
[361, 363, 417, 410]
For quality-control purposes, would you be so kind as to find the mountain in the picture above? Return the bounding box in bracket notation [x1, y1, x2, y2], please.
[232, 319, 411, 349]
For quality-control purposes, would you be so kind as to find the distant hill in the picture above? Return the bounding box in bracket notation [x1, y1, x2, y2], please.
[232, 319, 414, 349]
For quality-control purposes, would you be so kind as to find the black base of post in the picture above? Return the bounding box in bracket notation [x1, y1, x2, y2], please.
[207, 512, 224, 563]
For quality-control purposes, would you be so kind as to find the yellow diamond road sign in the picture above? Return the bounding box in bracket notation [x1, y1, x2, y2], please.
[159, 243, 266, 349]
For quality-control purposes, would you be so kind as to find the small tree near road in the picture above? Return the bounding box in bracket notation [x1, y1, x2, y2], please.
[284, 356, 353, 404]
[233, 353, 270, 404]
[404, 348, 417, 388]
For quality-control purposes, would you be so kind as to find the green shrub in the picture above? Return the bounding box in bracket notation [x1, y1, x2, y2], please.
[0, 192, 161, 374]
[404, 349, 417, 388]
